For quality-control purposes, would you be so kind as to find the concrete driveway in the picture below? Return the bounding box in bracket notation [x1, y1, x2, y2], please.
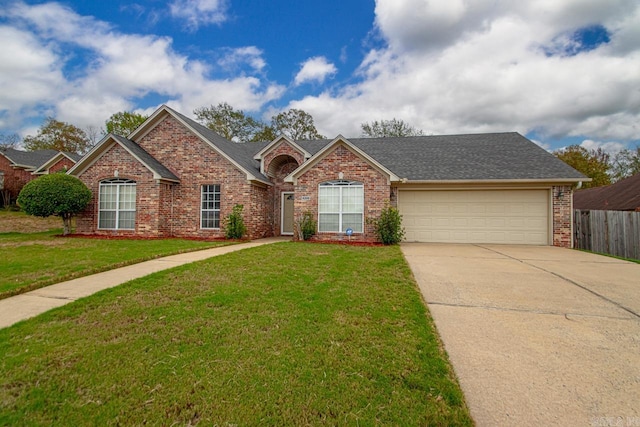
[401, 243, 640, 426]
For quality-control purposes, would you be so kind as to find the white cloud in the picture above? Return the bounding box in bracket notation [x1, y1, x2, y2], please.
[0, 1, 282, 133]
[294, 57, 338, 86]
[288, 0, 640, 146]
[0, 26, 63, 122]
[217, 46, 267, 72]
[169, 0, 228, 31]
[580, 139, 627, 154]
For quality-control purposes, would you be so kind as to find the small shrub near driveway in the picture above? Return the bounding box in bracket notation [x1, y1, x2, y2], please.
[370, 204, 406, 245]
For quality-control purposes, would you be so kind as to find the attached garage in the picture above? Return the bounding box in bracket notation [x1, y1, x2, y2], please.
[398, 189, 550, 245]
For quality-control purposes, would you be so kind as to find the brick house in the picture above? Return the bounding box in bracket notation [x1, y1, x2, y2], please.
[68, 105, 586, 247]
[0, 148, 80, 207]
[574, 173, 640, 211]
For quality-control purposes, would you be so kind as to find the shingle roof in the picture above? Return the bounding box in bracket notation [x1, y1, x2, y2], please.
[111, 135, 180, 182]
[124, 106, 586, 184]
[346, 133, 585, 181]
[573, 173, 640, 211]
[0, 148, 60, 169]
[64, 152, 83, 162]
[289, 133, 585, 181]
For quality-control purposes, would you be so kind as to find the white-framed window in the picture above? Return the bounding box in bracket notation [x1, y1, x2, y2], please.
[201, 184, 221, 229]
[98, 179, 136, 230]
[318, 180, 364, 233]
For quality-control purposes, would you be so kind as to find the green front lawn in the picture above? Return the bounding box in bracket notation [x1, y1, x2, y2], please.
[0, 230, 232, 299]
[0, 243, 472, 425]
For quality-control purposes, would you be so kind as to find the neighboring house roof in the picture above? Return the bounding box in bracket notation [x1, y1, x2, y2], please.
[68, 134, 180, 182]
[573, 173, 640, 211]
[32, 151, 82, 174]
[0, 148, 60, 170]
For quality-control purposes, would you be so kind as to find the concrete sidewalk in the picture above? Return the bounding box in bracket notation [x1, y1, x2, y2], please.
[0, 237, 288, 329]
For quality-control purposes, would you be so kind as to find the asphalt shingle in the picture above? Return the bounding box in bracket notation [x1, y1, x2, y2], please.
[111, 135, 180, 182]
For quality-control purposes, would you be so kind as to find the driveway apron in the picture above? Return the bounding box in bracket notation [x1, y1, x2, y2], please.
[401, 243, 640, 426]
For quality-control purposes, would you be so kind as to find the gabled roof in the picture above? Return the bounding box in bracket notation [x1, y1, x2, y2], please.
[573, 173, 640, 211]
[68, 134, 179, 182]
[285, 132, 585, 183]
[253, 135, 311, 160]
[69, 105, 586, 186]
[129, 105, 271, 184]
[0, 148, 60, 170]
[344, 132, 586, 182]
[286, 135, 401, 184]
[32, 151, 81, 174]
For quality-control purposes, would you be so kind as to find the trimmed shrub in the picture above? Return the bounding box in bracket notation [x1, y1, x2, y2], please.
[17, 174, 91, 235]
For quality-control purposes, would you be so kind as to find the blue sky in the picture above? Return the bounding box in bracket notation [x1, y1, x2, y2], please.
[1, 0, 639, 152]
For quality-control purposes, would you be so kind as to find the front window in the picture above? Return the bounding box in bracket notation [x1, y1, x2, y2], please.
[201, 184, 221, 229]
[318, 180, 364, 233]
[98, 179, 136, 230]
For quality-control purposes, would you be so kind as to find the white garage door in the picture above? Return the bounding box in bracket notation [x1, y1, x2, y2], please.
[398, 189, 550, 245]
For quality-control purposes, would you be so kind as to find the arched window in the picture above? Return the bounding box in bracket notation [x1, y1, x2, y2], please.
[318, 180, 364, 233]
[98, 179, 136, 230]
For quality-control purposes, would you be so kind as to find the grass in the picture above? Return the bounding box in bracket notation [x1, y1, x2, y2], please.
[0, 210, 60, 233]
[0, 230, 233, 299]
[0, 243, 473, 426]
[576, 248, 640, 264]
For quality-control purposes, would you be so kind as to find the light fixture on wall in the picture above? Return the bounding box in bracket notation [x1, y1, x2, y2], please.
[557, 189, 563, 198]
[338, 172, 344, 180]
[114, 170, 119, 177]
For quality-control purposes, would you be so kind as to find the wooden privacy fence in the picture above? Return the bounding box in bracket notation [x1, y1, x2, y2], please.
[574, 209, 640, 260]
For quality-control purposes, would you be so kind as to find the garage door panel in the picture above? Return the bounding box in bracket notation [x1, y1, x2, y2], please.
[398, 190, 550, 245]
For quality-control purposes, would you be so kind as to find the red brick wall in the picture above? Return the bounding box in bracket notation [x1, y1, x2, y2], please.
[553, 184, 573, 248]
[263, 141, 306, 174]
[75, 143, 160, 236]
[262, 141, 303, 235]
[139, 115, 272, 239]
[48, 157, 76, 174]
[1, 155, 35, 205]
[76, 115, 273, 240]
[293, 144, 390, 242]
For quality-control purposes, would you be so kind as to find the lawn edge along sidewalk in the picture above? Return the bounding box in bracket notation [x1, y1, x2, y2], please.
[0, 237, 288, 329]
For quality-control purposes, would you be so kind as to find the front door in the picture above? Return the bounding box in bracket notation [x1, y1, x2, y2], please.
[281, 192, 294, 235]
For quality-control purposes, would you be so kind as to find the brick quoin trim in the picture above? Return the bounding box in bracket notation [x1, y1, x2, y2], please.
[293, 144, 390, 243]
[552, 185, 573, 248]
